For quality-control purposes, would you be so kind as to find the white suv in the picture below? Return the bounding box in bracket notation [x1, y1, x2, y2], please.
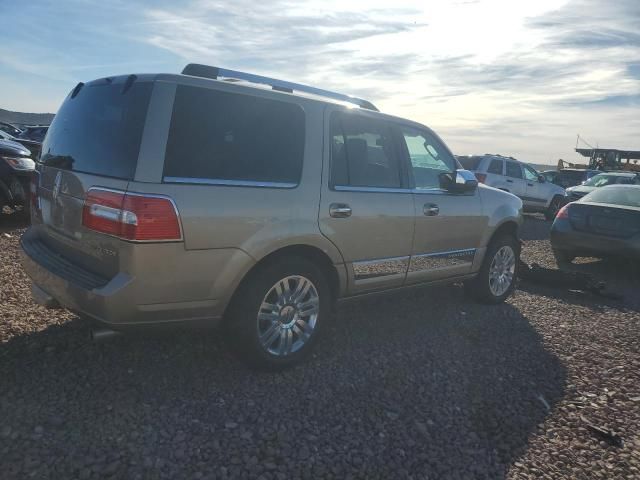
[458, 154, 566, 220]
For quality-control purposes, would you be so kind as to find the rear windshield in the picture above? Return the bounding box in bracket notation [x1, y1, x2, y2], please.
[584, 174, 636, 187]
[163, 86, 305, 185]
[40, 81, 152, 179]
[584, 186, 640, 208]
[457, 156, 483, 170]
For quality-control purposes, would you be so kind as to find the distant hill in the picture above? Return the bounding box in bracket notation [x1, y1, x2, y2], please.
[0, 108, 54, 126]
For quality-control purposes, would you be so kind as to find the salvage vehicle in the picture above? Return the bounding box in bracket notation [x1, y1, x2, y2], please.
[541, 168, 600, 189]
[458, 154, 566, 220]
[21, 65, 523, 368]
[0, 130, 42, 160]
[17, 125, 48, 143]
[0, 121, 23, 137]
[551, 185, 640, 264]
[0, 138, 34, 215]
[565, 172, 640, 202]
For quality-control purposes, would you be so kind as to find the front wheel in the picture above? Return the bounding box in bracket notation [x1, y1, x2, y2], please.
[228, 257, 331, 370]
[545, 196, 564, 221]
[465, 235, 520, 304]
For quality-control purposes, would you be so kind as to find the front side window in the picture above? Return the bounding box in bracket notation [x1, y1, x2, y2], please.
[330, 113, 401, 188]
[506, 162, 523, 179]
[164, 86, 305, 185]
[523, 165, 538, 182]
[401, 127, 455, 189]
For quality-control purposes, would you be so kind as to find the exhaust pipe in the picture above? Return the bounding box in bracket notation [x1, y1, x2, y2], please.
[91, 328, 123, 343]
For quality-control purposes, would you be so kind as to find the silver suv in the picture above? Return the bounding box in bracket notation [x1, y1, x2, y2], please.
[458, 154, 566, 220]
[21, 65, 523, 368]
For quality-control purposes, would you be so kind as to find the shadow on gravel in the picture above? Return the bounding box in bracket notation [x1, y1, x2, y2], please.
[520, 214, 551, 241]
[0, 286, 566, 479]
[0, 212, 29, 233]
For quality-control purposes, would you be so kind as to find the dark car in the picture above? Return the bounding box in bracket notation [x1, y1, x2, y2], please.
[551, 184, 640, 264]
[0, 121, 23, 137]
[0, 138, 35, 215]
[565, 171, 640, 202]
[541, 168, 600, 189]
[18, 125, 49, 143]
[0, 130, 42, 160]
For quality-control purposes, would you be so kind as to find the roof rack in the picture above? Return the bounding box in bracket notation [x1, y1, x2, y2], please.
[181, 64, 379, 112]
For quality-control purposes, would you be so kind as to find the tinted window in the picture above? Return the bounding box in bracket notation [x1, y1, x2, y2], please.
[488, 159, 503, 175]
[164, 86, 305, 185]
[506, 162, 523, 179]
[584, 174, 631, 187]
[40, 82, 152, 179]
[402, 127, 455, 189]
[457, 156, 482, 170]
[330, 113, 401, 188]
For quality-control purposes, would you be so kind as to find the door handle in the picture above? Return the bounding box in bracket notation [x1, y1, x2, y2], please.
[506, 179, 514, 183]
[329, 203, 352, 218]
[424, 203, 439, 216]
[527, 183, 534, 187]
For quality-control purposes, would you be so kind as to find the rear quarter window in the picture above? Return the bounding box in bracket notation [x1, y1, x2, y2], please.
[163, 86, 305, 186]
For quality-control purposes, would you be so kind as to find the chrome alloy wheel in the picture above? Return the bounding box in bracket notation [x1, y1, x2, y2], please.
[488, 246, 516, 297]
[257, 275, 319, 356]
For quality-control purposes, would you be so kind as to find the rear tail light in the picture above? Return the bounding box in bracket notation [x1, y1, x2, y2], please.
[82, 188, 181, 241]
[556, 204, 570, 220]
[474, 173, 487, 183]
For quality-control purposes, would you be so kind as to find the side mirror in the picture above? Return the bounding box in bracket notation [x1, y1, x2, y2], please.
[441, 169, 478, 193]
[538, 174, 546, 183]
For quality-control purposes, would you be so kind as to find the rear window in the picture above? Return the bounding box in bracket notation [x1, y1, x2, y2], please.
[488, 159, 503, 174]
[457, 156, 483, 170]
[40, 81, 152, 179]
[163, 86, 305, 186]
[584, 186, 640, 208]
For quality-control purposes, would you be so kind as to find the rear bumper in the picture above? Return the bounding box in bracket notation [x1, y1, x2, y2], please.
[20, 232, 225, 328]
[550, 219, 640, 258]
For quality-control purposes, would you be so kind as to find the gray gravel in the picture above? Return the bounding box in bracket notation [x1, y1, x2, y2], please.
[1, 213, 639, 479]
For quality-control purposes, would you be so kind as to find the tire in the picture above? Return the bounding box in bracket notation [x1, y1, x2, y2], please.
[544, 196, 563, 221]
[227, 257, 331, 370]
[553, 249, 575, 266]
[465, 234, 520, 304]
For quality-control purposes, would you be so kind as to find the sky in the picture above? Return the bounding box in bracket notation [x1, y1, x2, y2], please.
[1, 0, 638, 165]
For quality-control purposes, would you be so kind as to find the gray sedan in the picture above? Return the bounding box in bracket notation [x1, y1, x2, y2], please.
[565, 172, 640, 202]
[551, 184, 640, 264]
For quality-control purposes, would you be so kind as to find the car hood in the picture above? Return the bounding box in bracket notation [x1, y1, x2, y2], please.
[566, 185, 595, 195]
[0, 139, 31, 157]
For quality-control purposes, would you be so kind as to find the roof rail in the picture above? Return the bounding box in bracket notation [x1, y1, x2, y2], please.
[181, 64, 379, 112]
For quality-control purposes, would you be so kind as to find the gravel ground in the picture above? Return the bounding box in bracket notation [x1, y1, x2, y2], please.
[1, 213, 639, 479]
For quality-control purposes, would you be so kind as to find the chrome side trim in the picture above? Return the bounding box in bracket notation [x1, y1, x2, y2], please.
[409, 248, 476, 272]
[353, 256, 410, 281]
[163, 177, 297, 189]
[334, 185, 411, 194]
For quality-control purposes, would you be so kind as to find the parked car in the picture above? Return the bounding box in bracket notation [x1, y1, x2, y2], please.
[0, 121, 23, 137]
[541, 168, 600, 189]
[17, 125, 49, 142]
[551, 184, 640, 264]
[565, 172, 640, 202]
[0, 138, 35, 215]
[0, 130, 42, 160]
[457, 154, 566, 220]
[21, 65, 523, 369]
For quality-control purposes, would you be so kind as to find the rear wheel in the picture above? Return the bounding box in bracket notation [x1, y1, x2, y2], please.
[465, 234, 520, 304]
[553, 249, 575, 266]
[228, 257, 331, 370]
[545, 196, 563, 221]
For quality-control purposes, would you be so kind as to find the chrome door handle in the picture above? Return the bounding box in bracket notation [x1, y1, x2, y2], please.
[424, 203, 439, 216]
[329, 203, 352, 218]
[506, 179, 514, 183]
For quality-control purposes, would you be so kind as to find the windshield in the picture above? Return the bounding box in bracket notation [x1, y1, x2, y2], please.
[583, 186, 640, 208]
[40, 81, 152, 179]
[583, 174, 630, 187]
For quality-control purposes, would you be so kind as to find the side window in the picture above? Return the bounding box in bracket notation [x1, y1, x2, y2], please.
[523, 165, 538, 182]
[488, 159, 503, 175]
[400, 127, 455, 189]
[506, 162, 523, 179]
[164, 86, 305, 185]
[330, 113, 401, 188]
